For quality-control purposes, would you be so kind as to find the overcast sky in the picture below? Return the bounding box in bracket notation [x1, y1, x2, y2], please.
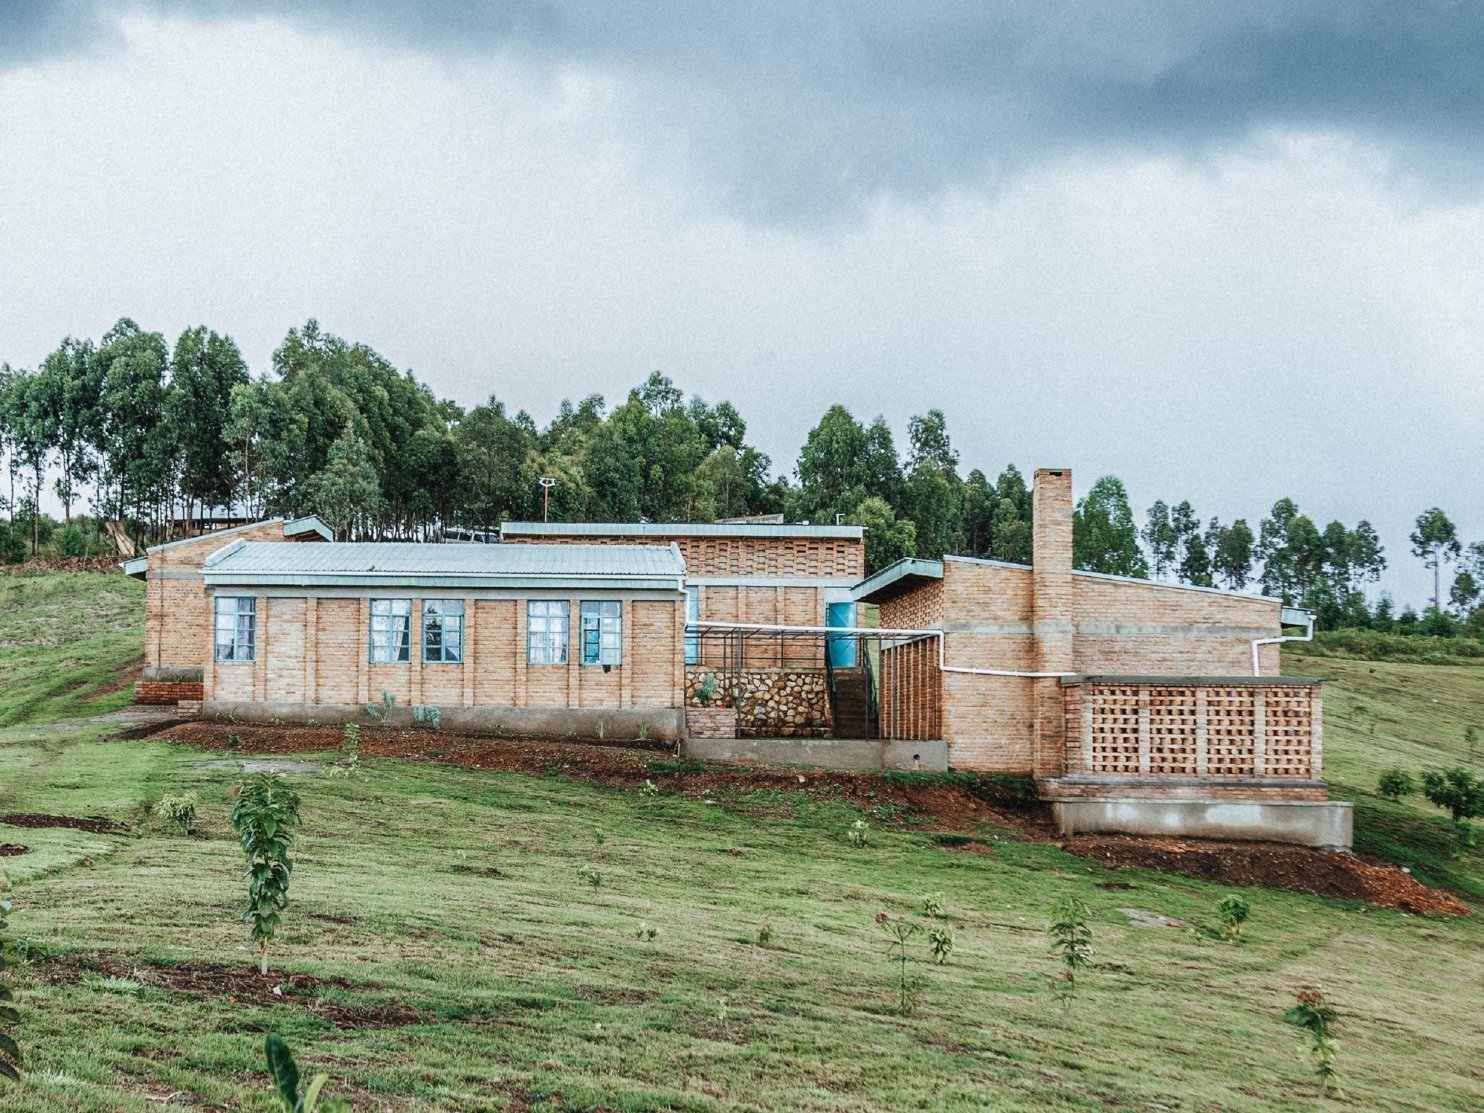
[1, 2, 1480, 607]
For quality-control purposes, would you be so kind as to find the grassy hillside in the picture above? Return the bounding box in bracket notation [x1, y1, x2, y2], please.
[1285, 645, 1484, 899]
[0, 572, 143, 726]
[0, 575, 1477, 1110]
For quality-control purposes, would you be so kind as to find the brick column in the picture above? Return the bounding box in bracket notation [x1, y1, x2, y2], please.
[1032, 468, 1075, 778]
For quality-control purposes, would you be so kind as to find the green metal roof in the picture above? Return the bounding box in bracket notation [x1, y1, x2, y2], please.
[201, 541, 686, 590]
[500, 521, 864, 540]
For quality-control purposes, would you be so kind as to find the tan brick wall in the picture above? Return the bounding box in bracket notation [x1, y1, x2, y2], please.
[505, 532, 865, 580]
[879, 579, 944, 630]
[202, 590, 684, 712]
[886, 507, 1287, 773]
[1071, 575, 1281, 675]
[145, 521, 295, 672]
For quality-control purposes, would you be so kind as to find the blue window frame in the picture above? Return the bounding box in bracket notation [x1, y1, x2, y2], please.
[214, 595, 256, 662]
[369, 598, 413, 663]
[423, 599, 464, 663]
[580, 600, 622, 666]
[527, 600, 569, 664]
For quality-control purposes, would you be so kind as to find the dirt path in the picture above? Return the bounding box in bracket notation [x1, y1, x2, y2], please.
[137, 720, 1470, 917]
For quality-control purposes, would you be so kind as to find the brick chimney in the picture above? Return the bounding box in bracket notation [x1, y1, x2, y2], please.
[1032, 468, 1075, 778]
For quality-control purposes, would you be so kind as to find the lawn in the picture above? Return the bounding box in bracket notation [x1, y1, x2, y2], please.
[0, 575, 1480, 1111]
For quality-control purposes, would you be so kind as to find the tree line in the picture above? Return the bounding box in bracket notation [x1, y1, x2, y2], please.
[2, 317, 1479, 633]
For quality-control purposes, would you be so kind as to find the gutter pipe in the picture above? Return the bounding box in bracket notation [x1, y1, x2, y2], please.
[1250, 611, 1315, 676]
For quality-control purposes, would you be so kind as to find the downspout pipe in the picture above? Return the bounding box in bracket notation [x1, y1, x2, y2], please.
[1250, 611, 1315, 676]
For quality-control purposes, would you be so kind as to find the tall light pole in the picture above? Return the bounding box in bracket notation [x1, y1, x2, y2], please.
[539, 476, 557, 523]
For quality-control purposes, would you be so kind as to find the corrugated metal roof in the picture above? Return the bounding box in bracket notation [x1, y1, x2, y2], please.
[202, 541, 686, 588]
[500, 520, 865, 540]
[851, 557, 944, 603]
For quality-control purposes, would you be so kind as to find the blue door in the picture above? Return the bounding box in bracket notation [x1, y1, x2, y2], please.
[826, 601, 857, 667]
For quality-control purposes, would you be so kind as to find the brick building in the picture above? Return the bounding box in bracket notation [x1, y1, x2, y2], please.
[851, 469, 1347, 847]
[127, 529, 690, 738]
[125, 469, 1348, 846]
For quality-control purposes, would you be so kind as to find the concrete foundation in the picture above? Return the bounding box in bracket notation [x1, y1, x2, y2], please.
[682, 735, 949, 772]
[1048, 797, 1353, 850]
[199, 701, 684, 742]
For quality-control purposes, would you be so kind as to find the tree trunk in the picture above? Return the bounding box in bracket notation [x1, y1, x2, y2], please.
[260, 940, 268, 976]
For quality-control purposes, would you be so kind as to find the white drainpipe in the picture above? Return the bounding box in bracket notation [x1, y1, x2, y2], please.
[690, 621, 1078, 679]
[1250, 611, 1315, 676]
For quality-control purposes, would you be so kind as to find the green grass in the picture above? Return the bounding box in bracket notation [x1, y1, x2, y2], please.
[0, 575, 1479, 1110]
[0, 572, 144, 726]
[1286, 645, 1484, 900]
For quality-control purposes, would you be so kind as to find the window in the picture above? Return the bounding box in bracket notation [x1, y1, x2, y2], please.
[423, 599, 464, 663]
[684, 587, 700, 665]
[527, 600, 569, 664]
[580, 600, 622, 666]
[369, 598, 412, 663]
[214, 596, 256, 662]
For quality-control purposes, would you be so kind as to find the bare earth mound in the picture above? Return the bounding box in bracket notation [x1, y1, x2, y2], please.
[143, 721, 1468, 917]
[1064, 834, 1469, 917]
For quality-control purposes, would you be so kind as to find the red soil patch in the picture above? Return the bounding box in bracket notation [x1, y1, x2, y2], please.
[142, 722, 1469, 917]
[0, 843, 29, 856]
[1064, 834, 1470, 918]
[0, 812, 123, 834]
[152, 721, 1043, 835]
[40, 953, 423, 1028]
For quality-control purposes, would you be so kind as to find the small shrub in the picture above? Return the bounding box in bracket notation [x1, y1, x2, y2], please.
[926, 925, 954, 965]
[592, 827, 605, 847]
[875, 912, 922, 1015]
[342, 723, 360, 751]
[577, 863, 602, 890]
[152, 791, 200, 834]
[1284, 989, 1339, 1101]
[1377, 769, 1414, 802]
[847, 819, 869, 849]
[1047, 896, 1093, 1028]
[636, 723, 651, 741]
[636, 922, 658, 941]
[638, 779, 659, 799]
[265, 1033, 342, 1111]
[231, 773, 302, 975]
[412, 705, 442, 730]
[921, 892, 946, 919]
[1217, 894, 1251, 943]
[756, 923, 775, 947]
[695, 675, 717, 707]
[365, 690, 396, 727]
[1421, 768, 1484, 855]
[227, 734, 244, 751]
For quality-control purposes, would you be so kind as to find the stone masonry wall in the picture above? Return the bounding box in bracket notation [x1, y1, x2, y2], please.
[685, 666, 831, 737]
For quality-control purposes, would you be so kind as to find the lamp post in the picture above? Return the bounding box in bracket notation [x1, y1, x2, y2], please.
[539, 476, 557, 522]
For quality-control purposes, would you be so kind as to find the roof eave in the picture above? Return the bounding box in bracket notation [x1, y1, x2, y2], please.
[850, 557, 944, 603]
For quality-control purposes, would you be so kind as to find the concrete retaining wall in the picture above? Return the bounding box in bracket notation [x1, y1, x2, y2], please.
[682, 736, 948, 772]
[1049, 797, 1353, 849]
[200, 701, 684, 742]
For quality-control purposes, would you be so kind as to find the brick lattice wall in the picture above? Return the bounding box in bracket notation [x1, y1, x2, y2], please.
[1064, 680, 1322, 782]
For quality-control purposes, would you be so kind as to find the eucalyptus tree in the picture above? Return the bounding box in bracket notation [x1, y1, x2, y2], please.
[168, 326, 249, 525]
[1410, 507, 1460, 613]
[34, 336, 100, 523]
[1072, 475, 1147, 577]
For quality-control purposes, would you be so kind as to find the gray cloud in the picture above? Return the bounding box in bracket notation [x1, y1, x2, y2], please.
[3, 2, 1481, 221]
